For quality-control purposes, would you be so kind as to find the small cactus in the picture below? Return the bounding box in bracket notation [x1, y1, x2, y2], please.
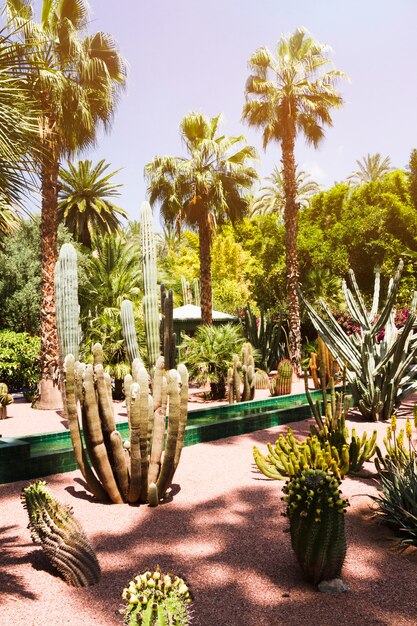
[21, 480, 101, 587]
[270, 359, 293, 396]
[282, 468, 349, 585]
[0, 382, 13, 419]
[122, 565, 192, 626]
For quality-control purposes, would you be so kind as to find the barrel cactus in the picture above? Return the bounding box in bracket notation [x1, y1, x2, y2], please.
[270, 359, 293, 396]
[122, 565, 192, 626]
[282, 468, 349, 584]
[21, 480, 101, 587]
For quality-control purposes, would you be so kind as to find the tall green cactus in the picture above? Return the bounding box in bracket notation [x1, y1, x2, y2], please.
[140, 201, 160, 367]
[299, 261, 417, 421]
[21, 480, 101, 587]
[122, 566, 192, 626]
[283, 469, 349, 585]
[270, 359, 293, 396]
[54, 243, 80, 361]
[160, 284, 176, 369]
[193, 278, 200, 306]
[121, 299, 143, 366]
[63, 344, 189, 506]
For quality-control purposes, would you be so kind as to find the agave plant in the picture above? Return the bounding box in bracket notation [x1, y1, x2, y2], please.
[299, 260, 417, 421]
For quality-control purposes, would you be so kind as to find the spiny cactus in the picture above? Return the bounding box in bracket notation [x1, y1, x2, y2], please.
[253, 369, 270, 390]
[63, 346, 188, 506]
[242, 303, 287, 372]
[270, 359, 293, 396]
[21, 480, 101, 587]
[121, 299, 143, 366]
[228, 342, 255, 403]
[140, 201, 160, 368]
[181, 275, 193, 305]
[122, 566, 192, 626]
[253, 428, 349, 481]
[54, 243, 80, 362]
[282, 469, 349, 584]
[0, 382, 13, 419]
[299, 261, 417, 421]
[306, 372, 377, 474]
[160, 284, 176, 369]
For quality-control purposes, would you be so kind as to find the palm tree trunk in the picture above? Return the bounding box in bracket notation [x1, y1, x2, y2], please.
[38, 133, 62, 409]
[198, 211, 213, 325]
[281, 127, 302, 373]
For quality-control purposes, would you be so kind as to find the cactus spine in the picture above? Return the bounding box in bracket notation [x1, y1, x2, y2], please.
[54, 243, 80, 361]
[270, 359, 293, 396]
[122, 566, 192, 626]
[21, 480, 101, 587]
[282, 469, 349, 585]
[140, 201, 160, 367]
[63, 344, 188, 505]
[160, 284, 176, 369]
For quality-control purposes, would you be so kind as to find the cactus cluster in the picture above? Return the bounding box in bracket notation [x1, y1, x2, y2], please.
[228, 342, 255, 403]
[282, 468, 349, 584]
[21, 480, 101, 587]
[122, 566, 192, 626]
[63, 345, 188, 505]
[299, 260, 417, 421]
[270, 359, 293, 396]
[0, 382, 13, 418]
[309, 336, 339, 390]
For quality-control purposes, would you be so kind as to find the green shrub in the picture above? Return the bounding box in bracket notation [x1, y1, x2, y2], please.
[0, 330, 40, 391]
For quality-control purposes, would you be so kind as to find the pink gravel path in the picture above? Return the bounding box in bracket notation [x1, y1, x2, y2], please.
[2, 405, 417, 625]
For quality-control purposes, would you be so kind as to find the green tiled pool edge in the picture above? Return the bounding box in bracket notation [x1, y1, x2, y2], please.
[0, 390, 326, 485]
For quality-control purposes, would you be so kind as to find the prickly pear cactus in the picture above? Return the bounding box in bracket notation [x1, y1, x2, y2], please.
[21, 480, 101, 587]
[122, 565, 192, 626]
[282, 468, 349, 584]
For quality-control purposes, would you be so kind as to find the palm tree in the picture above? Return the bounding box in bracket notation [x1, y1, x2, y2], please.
[251, 166, 320, 219]
[145, 112, 258, 325]
[348, 153, 392, 186]
[6, 0, 126, 408]
[243, 27, 346, 371]
[58, 159, 127, 248]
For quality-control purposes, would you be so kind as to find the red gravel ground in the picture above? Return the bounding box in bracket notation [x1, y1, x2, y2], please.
[1, 396, 417, 625]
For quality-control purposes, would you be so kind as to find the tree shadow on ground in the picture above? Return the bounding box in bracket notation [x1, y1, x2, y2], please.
[0, 526, 38, 601]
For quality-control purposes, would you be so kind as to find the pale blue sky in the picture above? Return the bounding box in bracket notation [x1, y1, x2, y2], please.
[32, 1, 417, 225]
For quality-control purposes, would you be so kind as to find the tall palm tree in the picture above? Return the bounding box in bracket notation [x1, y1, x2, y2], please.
[243, 27, 346, 371]
[145, 112, 258, 325]
[348, 153, 392, 186]
[6, 0, 126, 408]
[251, 166, 320, 219]
[58, 159, 127, 248]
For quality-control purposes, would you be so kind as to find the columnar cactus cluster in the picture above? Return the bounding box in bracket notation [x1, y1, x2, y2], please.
[160, 284, 176, 369]
[21, 480, 101, 587]
[282, 468, 349, 584]
[63, 346, 188, 505]
[122, 566, 192, 626]
[228, 342, 255, 403]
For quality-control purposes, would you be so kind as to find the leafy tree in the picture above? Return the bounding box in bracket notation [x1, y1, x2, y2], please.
[146, 112, 258, 325]
[58, 159, 127, 248]
[6, 0, 126, 408]
[0, 329, 40, 392]
[348, 153, 392, 186]
[408, 149, 417, 209]
[251, 166, 320, 219]
[243, 27, 346, 370]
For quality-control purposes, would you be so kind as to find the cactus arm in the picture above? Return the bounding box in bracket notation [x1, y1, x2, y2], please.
[156, 370, 181, 498]
[110, 430, 130, 500]
[149, 360, 168, 485]
[121, 299, 143, 365]
[63, 356, 107, 501]
[124, 373, 133, 425]
[171, 363, 189, 475]
[141, 201, 160, 367]
[127, 382, 142, 503]
[83, 365, 124, 504]
[369, 265, 380, 321]
[138, 366, 151, 502]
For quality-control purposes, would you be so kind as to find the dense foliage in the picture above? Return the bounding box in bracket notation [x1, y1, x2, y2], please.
[0, 329, 40, 391]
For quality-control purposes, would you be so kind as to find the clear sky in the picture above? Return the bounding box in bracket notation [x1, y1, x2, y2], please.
[33, 1, 417, 226]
